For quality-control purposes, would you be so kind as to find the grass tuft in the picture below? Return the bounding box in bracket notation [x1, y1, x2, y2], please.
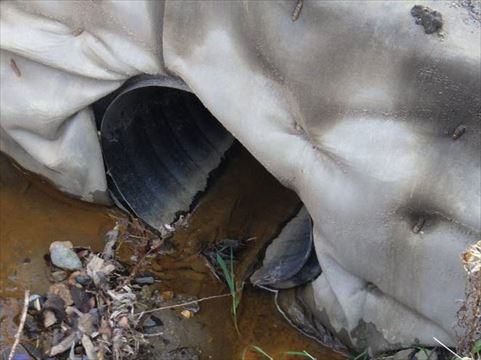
[216, 247, 241, 335]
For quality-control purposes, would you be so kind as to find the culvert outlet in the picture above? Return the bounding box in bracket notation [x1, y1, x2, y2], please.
[100, 77, 234, 230]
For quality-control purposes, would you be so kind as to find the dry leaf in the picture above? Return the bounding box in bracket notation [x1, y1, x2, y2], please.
[82, 334, 98, 360]
[78, 312, 97, 336]
[48, 332, 77, 356]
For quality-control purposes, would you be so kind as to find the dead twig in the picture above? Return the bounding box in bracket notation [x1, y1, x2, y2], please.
[141, 332, 164, 337]
[120, 246, 158, 288]
[135, 293, 230, 319]
[8, 289, 30, 360]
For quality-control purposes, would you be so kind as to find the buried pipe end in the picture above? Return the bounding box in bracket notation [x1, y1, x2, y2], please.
[100, 76, 233, 230]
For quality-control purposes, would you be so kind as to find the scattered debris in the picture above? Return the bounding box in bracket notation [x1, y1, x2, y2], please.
[136, 293, 229, 318]
[411, 5, 443, 34]
[8, 218, 233, 359]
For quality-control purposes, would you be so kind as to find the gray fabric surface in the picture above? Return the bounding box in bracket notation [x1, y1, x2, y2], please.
[1, 0, 479, 352]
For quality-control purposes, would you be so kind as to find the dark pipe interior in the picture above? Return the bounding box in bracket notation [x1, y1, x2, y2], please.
[100, 83, 233, 230]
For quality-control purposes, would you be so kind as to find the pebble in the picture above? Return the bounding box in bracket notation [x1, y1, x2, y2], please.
[49, 242, 82, 271]
[49, 283, 74, 306]
[143, 315, 163, 328]
[161, 290, 174, 301]
[50, 270, 68, 283]
[180, 310, 193, 319]
[43, 309, 57, 328]
[414, 349, 438, 360]
[75, 275, 93, 287]
[28, 294, 45, 311]
[134, 276, 154, 285]
[393, 349, 415, 360]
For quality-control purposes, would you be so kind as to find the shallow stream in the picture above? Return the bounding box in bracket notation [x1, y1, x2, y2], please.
[0, 148, 344, 360]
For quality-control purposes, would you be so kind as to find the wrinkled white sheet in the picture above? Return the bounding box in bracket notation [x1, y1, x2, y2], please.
[1, 0, 480, 353]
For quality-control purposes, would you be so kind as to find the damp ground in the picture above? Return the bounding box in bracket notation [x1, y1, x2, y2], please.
[0, 147, 344, 360]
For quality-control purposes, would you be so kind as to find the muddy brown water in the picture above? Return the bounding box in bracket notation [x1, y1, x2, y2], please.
[0, 149, 344, 360]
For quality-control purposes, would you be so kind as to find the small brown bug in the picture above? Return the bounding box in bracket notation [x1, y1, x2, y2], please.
[412, 216, 426, 234]
[292, 0, 304, 22]
[10, 59, 21, 77]
[452, 125, 466, 140]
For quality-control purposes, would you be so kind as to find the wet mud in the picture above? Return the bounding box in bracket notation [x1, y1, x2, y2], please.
[0, 148, 344, 359]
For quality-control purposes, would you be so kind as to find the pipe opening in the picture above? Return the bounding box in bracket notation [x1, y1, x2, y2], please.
[100, 78, 233, 230]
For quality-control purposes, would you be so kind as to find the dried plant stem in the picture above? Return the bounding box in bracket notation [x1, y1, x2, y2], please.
[8, 290, 30, 360]
[135, 293, 230, 319]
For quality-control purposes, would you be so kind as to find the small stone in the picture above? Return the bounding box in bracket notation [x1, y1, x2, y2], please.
[134, 276, 154, 285]
[49, 242, 82, 271]
[393, 349, 415, 360]
[161, 290, 174, 301]
[50, 241, 74, 249]
[49, 283, 74, 306]
[140, 285, 152, 300]
[28, 294, 44, 311]
[414, 349, 437, 360]
[50, 270, 68, 283]
[71, 287, 91, 313]
[180, 310, 193, 319]
[43, 294, 67, 324]
[43, 309, 57, 328]
[75, 275, 92, 287]
[143, 315, 163, 328]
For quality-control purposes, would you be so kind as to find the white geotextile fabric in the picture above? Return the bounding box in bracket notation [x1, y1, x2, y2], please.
[1, 0, 480, 353]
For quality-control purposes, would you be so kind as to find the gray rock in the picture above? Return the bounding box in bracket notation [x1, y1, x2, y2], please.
[393, 349, 415, 360]
[134, 276, 154, 285]
[49, 243, 82, 271]
[50, 270, 68, 282]
[143, 315, 163, 328]
[75, 275, 92, 286]
[414, 349, 437, 360]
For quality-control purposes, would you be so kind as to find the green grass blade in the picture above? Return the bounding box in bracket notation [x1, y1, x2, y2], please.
[252, 346, 274, 360]
[216, 253, 235, 292]
[352, 350, 369, 360]
[216, 250, 241, 335]
[285, 350, 317, 359]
